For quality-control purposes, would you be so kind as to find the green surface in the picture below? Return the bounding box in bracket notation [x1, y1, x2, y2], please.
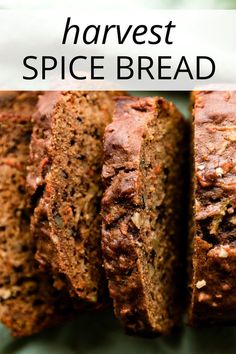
[1, 310, 236, 354]
[0, 91, 235, 353]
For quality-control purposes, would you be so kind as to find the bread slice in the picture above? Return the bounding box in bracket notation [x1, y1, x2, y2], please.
[28, 91, 122, 305]
[101, 96, 186, 335]
[0, 91, 41, 115]
[0, 92, 78, 337]
[188, 90, 236, 326]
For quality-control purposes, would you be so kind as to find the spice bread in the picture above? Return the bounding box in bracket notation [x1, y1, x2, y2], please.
[102, 96, 186, 335]
[0, 92, 77, 337]
[188, 90, 236, 326]
[28, 91, 121, 305]
[0, 91, 41, 115]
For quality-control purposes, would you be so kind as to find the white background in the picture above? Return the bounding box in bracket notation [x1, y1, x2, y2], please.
[0, 9, 235, 90]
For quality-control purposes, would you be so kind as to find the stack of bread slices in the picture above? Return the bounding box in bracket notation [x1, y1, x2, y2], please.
[0, 90, 235, 337]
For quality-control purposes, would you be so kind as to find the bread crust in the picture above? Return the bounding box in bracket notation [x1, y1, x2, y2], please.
[102, 96, 186, 335]
[189, 91, 236, 325]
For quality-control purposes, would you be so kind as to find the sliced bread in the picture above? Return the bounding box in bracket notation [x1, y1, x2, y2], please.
[28, 91, 121, 305]
[102, 96, 186, 335]
[188, 90, 236, 325]
[0, 92, 77, 337]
